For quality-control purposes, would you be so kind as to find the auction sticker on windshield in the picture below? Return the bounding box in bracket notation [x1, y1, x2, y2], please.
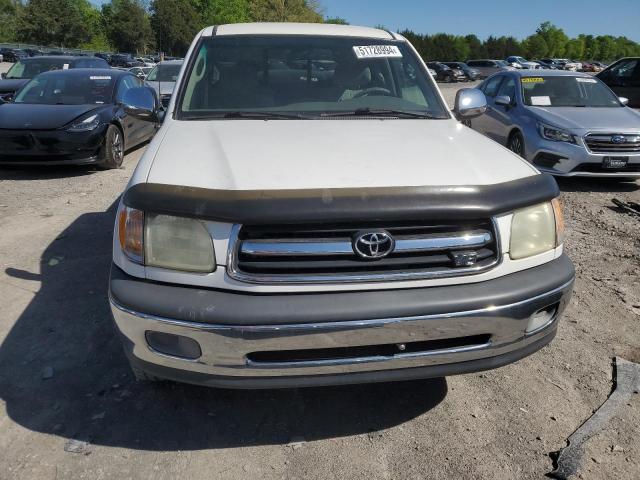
[353, 45, 402, 59]
[521, 77, 545, 83]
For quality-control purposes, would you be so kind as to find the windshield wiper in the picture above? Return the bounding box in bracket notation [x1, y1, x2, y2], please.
[182, 111, 310, 120]
[320, 108, 445, 119]
[223, 111, 310, 120]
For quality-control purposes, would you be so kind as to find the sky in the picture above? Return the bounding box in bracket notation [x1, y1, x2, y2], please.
[320, 0, 640, 42]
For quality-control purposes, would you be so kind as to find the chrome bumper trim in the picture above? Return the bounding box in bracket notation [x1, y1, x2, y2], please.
[110, 278, 573, 378]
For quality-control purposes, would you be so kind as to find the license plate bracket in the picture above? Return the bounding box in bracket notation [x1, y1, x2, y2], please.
[602, 156, 628, 169]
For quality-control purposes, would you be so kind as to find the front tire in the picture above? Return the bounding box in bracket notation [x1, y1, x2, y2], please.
[99, 125, 124, 169]
[508, 131, 525, 158]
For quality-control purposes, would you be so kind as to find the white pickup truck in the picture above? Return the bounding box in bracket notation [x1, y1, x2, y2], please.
[109, 23, 574, 388]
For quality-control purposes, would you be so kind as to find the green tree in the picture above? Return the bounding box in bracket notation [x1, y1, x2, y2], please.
[522, 34, 548, 59]
[464, 34, 486, 59]
[16, 0, 92, 47]
[565, 37, 585, 59]
[103, 0, 153, 53]
[0, 0, 20, 42]
[151, 0, 200, 56]
[248, 0, 322, 23]
[535, 21, 568, 57]
[324, 17, 348, 25]
[195, 0, 249, 27]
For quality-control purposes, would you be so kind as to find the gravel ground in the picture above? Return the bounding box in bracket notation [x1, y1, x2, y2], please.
[0, 67, 638, 480]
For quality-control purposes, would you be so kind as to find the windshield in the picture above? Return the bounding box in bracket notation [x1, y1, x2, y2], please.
[522, 76, 622, 107]
[147, 64, 182, 82]
[178, 35, 448, 119]
[496, 60, 510, 67]
[14, 72, 115, 105]
[5, 59, 68, 79]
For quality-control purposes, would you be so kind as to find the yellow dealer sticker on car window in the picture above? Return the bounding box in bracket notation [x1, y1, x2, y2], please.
[521, 77, 545, 83]
[353, 45, 402, 59]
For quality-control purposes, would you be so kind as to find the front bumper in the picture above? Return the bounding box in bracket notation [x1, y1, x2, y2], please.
[527, 137, 640, 177]
[110, 255, 574, 388]
[0, 125, 107, 166]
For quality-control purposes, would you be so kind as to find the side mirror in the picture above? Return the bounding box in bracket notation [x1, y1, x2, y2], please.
[122, 87, 157, 121]
[619, 97, 629, 106]
[495, 95, 512, 107]
[0, 73, 5, 79]
[454, 88, 487, 119]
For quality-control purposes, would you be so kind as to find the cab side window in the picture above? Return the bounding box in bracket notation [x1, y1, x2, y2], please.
[482, 75, 503, 98]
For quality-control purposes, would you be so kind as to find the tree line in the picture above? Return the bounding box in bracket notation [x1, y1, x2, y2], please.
[0, 0, 325, 54]
[401, 22, 640, 62]
[1, 0, 639, 61]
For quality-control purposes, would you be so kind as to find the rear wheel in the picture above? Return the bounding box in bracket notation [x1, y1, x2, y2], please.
[99, 125, 124, 169]
[508, 131, 525, 158]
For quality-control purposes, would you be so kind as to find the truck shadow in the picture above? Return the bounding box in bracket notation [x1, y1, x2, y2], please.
[0, 201, 447, 451]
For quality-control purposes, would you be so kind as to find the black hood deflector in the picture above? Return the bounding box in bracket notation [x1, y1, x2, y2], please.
[123, 174, 559, 225]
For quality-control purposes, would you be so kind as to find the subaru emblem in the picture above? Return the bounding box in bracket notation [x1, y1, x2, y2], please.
[611, 135, 626, 144]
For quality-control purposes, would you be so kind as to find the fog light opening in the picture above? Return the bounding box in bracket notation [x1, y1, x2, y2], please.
[526, 303, 559, 334]
[145, 331, 202, 360]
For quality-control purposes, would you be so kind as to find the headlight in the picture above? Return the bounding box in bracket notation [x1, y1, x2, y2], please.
[117, 206, 215, 273]
[145, 214, 215, 273]
[67, 114, 100, 132]
[510, 199, 564, 260]
[537, 122, 576, 144]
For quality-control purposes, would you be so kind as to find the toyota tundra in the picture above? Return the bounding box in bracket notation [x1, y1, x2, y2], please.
[109, 23, 574, 388]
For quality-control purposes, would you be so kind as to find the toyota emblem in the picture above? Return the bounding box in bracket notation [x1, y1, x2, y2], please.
[352, 230, 395, 259]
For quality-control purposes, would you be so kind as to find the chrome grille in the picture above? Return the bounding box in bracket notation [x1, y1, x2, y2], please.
[584, 133, 640, 153]
[227, 221, 501, 284]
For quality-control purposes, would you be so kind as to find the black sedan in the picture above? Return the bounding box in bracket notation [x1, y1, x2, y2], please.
[0, 69, 159, 168]
[0, 56, 110, 98]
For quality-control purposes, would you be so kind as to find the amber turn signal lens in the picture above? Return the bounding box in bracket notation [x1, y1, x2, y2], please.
[551, 198, 565, 246]
[118, 206, 144, 263]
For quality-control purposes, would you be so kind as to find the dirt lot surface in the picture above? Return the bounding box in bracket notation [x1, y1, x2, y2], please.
[0, 69, 638, 480]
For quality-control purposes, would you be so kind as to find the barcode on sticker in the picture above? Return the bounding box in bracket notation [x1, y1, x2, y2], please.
[90, 76, 111, 80]
[353, 45, 402, 59]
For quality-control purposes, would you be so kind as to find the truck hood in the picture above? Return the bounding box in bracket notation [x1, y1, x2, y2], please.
[530, 106, 640, 131]
[146, 119, 537, 190]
